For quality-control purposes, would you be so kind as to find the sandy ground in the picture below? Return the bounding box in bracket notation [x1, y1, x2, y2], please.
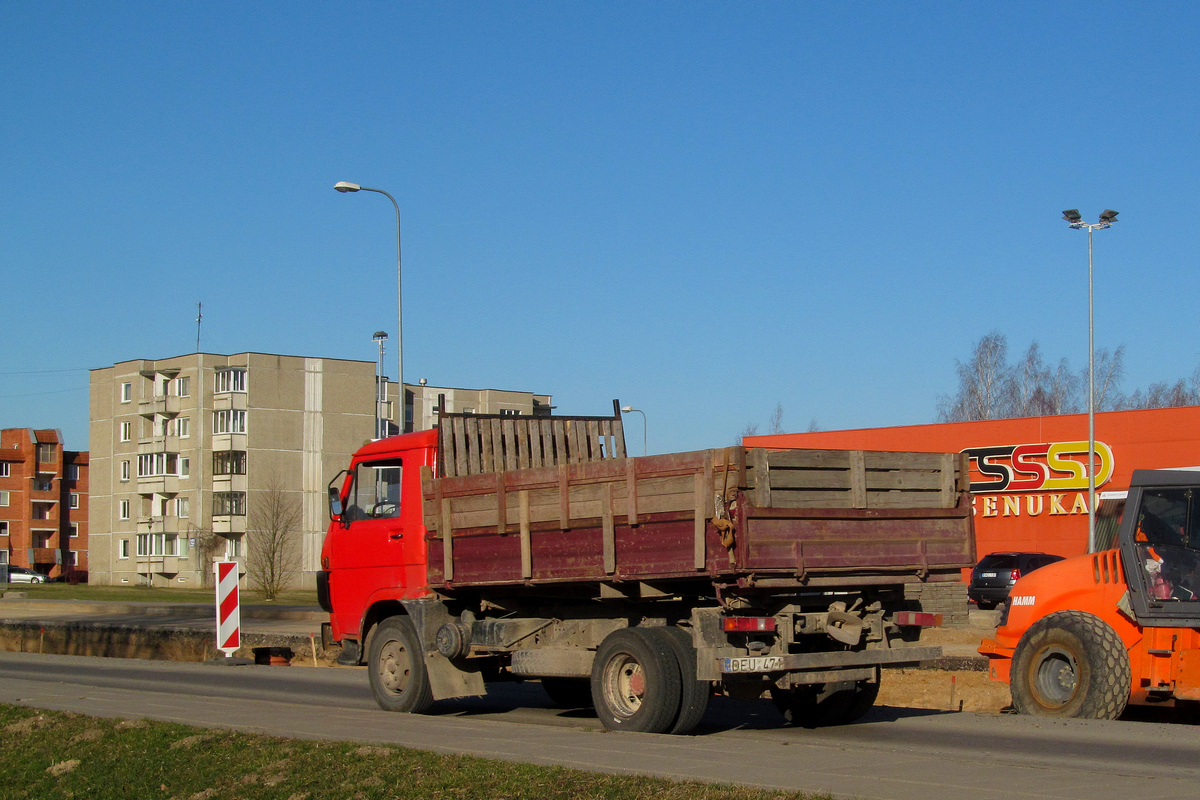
[878, 624, 1012, 714]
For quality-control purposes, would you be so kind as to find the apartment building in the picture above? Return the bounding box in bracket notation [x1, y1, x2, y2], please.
[0, 428, 88, 578]
[88, 353, 378, 588]
[386, 381, 553, 433]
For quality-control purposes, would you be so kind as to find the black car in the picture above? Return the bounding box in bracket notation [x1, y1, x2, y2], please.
[968, 552, 1065, 609]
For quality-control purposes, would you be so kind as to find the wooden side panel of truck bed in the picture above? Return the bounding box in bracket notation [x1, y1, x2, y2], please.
[421, 447, 974, 589]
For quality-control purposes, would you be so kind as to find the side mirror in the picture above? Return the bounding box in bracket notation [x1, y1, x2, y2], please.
[328, 486, 344, 519]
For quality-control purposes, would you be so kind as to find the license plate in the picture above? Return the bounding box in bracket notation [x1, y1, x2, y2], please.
[981, 572, 997, 578]
[722, 656, 785, 673]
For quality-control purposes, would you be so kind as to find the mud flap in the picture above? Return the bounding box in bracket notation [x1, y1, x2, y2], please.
[425, 651, 486, 700]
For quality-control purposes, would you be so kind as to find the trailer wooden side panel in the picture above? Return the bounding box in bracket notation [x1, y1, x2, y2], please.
[422, 447, 974, 589]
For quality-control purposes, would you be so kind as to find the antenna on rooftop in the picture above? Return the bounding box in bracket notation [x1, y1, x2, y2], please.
[196, 302, 203, 353]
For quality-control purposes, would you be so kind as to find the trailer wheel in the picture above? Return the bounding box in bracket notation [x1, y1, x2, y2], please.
[367, 616, 433, 714]
[1010, 610, 1130, 720]
[541, 678, 594, 709]
[771, 673, 880, 727]
[591, 628, 681, 733]
[647, 626, 710, 735]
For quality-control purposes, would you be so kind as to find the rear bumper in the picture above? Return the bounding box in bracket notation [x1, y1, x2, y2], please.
[967, 586, 1011, 604]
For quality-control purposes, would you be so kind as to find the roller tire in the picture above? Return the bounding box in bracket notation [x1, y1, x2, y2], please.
[1010, 610, 1130, 720]
[367, 616, 434, 714]
[646, 626, 710, 735]
[591, 628, 681, 733]
[541, 678, 594, 709]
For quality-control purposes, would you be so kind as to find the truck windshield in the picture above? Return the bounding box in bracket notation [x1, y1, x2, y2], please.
[1134, 489, 1200, 602]
[346, 458, 402, 522]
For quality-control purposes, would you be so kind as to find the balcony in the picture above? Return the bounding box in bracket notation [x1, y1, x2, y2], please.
[211, 473, 248, 493]
[29, 547, 58, 565]
[136, 475, 179, 494]
[211, 515, 247, 536]
[138, 396, 180, 416]
[135, 555, 181, 575]
[138, 435, 179, 454]
[212, 393, 247, 412]
[137, 516, 180, 535]
[211, 433, 247, 452]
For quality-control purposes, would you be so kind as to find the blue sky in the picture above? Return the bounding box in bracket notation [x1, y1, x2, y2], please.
[2, 3, 1198, 454]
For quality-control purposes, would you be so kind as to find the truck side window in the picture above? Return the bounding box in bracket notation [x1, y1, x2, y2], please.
[346, 459, 402, 522]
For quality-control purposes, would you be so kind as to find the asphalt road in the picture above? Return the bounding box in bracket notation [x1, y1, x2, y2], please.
[2, 651, 1198, 800]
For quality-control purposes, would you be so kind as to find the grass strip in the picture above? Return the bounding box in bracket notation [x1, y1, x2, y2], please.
[0, 704, 834, 800]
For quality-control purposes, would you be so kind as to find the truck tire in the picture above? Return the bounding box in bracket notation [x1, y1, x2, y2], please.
[771, 673, 880, 727]
[647, 626, 710, 735]
[591, 628, 682, 733]
[541, 678, 594, 709]
[1010, 610, 1130, 720]
[367, 617, 434, 714]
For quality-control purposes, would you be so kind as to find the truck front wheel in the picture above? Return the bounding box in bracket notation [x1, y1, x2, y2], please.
[591, 628, 681, 733]
[1010, 610, 1130, 720]
[367, 617, 434, 714]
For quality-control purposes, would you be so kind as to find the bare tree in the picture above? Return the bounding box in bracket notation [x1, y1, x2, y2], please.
[1008, 342, 1049, 417]
[768, 403, 785, 435]
[937, 331, 1012, 422]
[1092, 346, 1126, 412]
[246, 474, 302, 600]
[737, 422, 759, 445]
[191, 525, 220, 587]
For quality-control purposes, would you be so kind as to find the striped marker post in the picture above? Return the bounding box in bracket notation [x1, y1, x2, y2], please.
[214, 560, 240, 657]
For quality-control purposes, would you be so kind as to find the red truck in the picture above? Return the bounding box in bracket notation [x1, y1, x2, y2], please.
[318, 402, 974, 734]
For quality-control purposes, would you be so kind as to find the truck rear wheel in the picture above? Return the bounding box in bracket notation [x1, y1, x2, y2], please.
[771, 673, 880, 727]
[1010, 610, 1130, 720]
[647, 626, 710, 735]
[367, 617, 434, 714]
[591, 628, 681, 733]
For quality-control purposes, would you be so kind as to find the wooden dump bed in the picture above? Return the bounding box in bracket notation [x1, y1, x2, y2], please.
[421, 440, 975, 591]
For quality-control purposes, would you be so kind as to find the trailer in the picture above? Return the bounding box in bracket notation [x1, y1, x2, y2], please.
[319, 401, 975, 733]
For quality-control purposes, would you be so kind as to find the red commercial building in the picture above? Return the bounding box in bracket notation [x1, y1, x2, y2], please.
[0, 428, 88, 579]
[747, 405, 1200, 573]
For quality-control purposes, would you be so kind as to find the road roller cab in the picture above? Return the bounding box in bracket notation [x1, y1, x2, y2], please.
[980, 469, 1200, 718]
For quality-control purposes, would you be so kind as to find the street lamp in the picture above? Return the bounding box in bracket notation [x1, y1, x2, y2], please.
[336, 181, 405, 432]
[1062, 208, 1118, 553]
[372, 331, 388, 438]
[620, 406, 647, 456]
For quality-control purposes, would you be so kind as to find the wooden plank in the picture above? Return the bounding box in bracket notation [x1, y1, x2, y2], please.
[466, 418, 482, 476]
[766, 449, 852, 470]
[519, 490, 532, 578]
[703, 450, 715, 518]
[613, 419, 627, 458]
[502, 418, 518, 472]
[850, 450, 867, 509]
[694, 471, 706, 570]
[552, 420, 567, 467]
[452, 417, 469, 477]
[529, 420, 543, 469]
[558, 463, 570, 530]
[496, 471, 507, 535]
[480, 419, 495, 477]
[626, 457, 639, 526]
[750, 448, 771, 507]
[587, 420, 600, 462]
[516, 421, 530, 470]
[602, 482, 615, 574]
[441, 498, 454, 581]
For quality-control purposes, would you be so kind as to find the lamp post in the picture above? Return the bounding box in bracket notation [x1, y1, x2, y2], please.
[620, 406, 647, 456]
[1062, 208, 1118, 553]
[336, 181, 405, 432]
[372, 331, 388, 438]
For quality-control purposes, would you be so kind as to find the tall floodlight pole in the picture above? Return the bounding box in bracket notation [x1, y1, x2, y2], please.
[336, 181, 405, 432]
[621, 406, 648, 456]
[1062, 208, 1118, 553]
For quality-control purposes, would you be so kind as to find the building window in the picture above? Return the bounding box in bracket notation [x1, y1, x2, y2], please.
[0, 462, 8, 477]
[38, 443, 56, 463]
[69, 523, 79, 538]
[137, 453, 179, 478]
[0, 521, 8, 537]
[67, 464, 78, 480]
[213, 410, 246, 434]
[120, 460, 130, 482]
[175, 497, 190, 518]
[69, 493, 80, 509]
[119, 539, 129, 559]
[33, 531, 52, 548]
[120, 422, 131, 442]
[174, 417, 190, 438]
[66, 551, 78, 567]
[213, 451, 247, 475]
[176, 376, 190, 397]
[0, 490, 8, 507]
[214, 368, 247, 394]
[121, 382, 132, 403]
[213, 491, 247, 516]
[119, 500, 130, 520]
[34, 477, 53, 492]
[180, 458, 190, 478]
[225, 535, 243, 558]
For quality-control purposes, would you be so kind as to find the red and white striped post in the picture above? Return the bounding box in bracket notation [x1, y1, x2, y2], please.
[214, 560, 240, 657]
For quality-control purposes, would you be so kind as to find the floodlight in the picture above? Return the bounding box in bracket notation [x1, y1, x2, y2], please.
[1062, 209, 1082, 223]
[1099, 209, 1119, 224]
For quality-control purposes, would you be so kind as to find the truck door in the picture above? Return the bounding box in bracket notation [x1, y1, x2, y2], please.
[328, 455, 416, 636]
